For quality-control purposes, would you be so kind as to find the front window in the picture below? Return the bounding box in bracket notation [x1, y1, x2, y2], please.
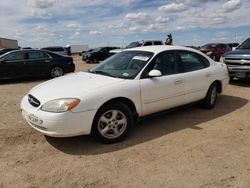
[89, 51, 154, 79]
[237, 38, 250, 49]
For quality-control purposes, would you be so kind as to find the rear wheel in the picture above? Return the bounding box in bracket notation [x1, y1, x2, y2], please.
[92, 102, 134, 143]
[202, 83, 218, 109]
[50, 67, 64, 78]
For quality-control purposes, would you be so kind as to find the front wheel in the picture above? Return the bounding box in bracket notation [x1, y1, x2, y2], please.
[202, 83, 218, 109]
[50, 67, 64, 78]
[92, 102, 134, 143]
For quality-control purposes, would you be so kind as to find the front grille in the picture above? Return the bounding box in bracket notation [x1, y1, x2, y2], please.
[28, 94, 41, 107]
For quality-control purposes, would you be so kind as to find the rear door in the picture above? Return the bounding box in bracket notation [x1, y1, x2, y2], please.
[1, 51, 27, 78]
[176, 50, 212, 104]
[25, 51, 52, 76]
[140, 50, 185, 115]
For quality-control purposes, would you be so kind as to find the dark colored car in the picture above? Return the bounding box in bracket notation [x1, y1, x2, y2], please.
[223, 38, 250, 80]
[85, 47, 119, 63]
[227, 43, 239, 50]
[82, 49, 93, 61]
[41, 46, 68, 56]
[0, 48, 19, 56]
[200, 43, 231, 61]
[0, 49, 75, 80]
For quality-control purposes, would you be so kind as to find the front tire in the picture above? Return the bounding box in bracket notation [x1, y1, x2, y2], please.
[202, 83, 218, 109]
[92, 102, 134, 143]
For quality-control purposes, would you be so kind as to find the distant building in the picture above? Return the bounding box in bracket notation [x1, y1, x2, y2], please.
[0, 37, 18, 49]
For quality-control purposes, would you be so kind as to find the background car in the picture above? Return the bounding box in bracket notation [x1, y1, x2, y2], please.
[227, 43, 239, 50]
[21, 46, 229, 143]
[0, 49, 75, 80]
[82, 48, 93, 61]
[41, 46, 68, 56]
[200, 43, 231, 61]
[222, 38, 250, 80]
[108, 40, 163, 56]
[85, 47, 119, 63]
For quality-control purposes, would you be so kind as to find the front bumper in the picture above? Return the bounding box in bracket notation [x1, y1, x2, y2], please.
[226, 65, 250, 78]
[21, 95, 97, 137]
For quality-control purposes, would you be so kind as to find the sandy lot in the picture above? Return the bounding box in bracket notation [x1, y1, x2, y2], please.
[0, 55, 250, 188]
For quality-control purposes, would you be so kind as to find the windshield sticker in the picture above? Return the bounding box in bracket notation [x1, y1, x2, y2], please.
[132, 56, 150, 61]
[122, 73, 130, 77]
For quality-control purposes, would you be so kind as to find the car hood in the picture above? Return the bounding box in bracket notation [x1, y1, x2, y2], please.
[29, 72, 124, 104]
[224, 49, 250, 58]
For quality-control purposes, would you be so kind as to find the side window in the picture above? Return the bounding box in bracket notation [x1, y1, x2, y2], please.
[144, 51, 177, 76]
[144, 42, 153, 46]
[28, 52, 50, 60]
[178, 51, 208, 72]
[5, 52, 26, 61]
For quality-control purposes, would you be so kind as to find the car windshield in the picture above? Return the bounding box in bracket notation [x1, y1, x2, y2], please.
[89, 50, 154, 79]
[237, 39, 250, 49]
[126, 42, 143, 48]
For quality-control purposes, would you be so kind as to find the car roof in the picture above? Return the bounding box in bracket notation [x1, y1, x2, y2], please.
[123, 45, 202, 54]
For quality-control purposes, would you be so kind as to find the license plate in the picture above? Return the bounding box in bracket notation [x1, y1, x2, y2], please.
[235, 72, 246, 78]
[26, 113, 43, 125]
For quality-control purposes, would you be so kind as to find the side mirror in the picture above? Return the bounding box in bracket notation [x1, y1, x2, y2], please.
[148, 70, 162, 77]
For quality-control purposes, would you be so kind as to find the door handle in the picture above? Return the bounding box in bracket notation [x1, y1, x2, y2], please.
[206, 73, 212, 77]
[175, 78, 183, 84]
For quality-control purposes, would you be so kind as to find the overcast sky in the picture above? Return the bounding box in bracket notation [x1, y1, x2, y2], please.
[0, 0, 249, 48]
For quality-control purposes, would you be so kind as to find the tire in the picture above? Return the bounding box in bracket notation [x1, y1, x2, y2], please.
[202, 83, 218, 109]
[50, 67, 64, 78]
[92, 58, 99, 64]
[91, 102, 134, 143]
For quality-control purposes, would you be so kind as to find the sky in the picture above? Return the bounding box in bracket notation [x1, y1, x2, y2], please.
[0, 0, 249, 48]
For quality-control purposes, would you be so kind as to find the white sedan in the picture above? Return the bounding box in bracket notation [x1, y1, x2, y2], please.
[21, 46, 229, 143]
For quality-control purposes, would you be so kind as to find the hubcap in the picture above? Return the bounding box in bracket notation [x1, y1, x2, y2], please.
[210, 86, 217, 105]
[51, 67, 63, 77]
[98, 110, 127, 139]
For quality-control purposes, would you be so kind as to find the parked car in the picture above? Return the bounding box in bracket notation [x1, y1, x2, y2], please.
[200, 43, 231, 61]
[0, 49, 75, 79]
[227, 43, 239, 50]
[85, 47, 119, 63]
[109, 40, 163, 56]
[0, 48, 19, 55]
[41, 46, 68, 56]
[82, 49, 93, 61]
[222, 38, 250, 80]
[21, 46, 229, 143]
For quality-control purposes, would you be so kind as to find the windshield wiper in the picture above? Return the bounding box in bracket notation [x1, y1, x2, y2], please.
[89, 70, 119, 78]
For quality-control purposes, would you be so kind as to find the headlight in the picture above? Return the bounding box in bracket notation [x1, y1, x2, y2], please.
[41, 98, 80, 113]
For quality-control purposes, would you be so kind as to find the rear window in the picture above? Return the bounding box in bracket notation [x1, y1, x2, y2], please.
[154, 41, 163, 45]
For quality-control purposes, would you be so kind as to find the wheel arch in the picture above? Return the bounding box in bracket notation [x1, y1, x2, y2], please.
[95, 97, 138, 121]
[214, 80, 222, 94]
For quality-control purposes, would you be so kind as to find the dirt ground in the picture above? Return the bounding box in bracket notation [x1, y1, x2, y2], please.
[0, 55, 250, 188]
